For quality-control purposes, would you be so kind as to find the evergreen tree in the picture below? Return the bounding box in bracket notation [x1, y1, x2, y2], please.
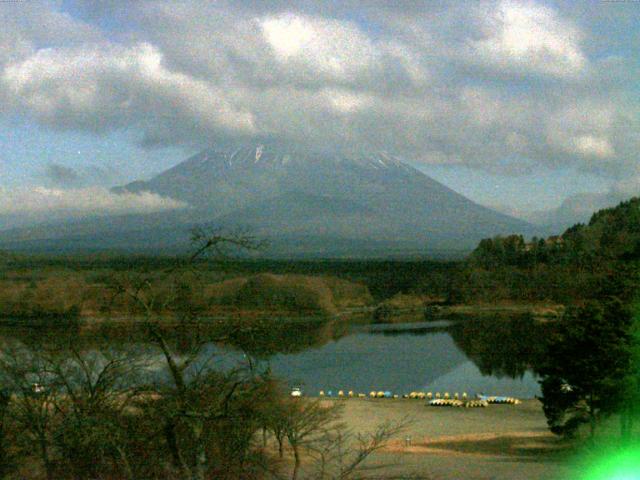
[538, 299, 632, 438]
[619, 297, 640, 441]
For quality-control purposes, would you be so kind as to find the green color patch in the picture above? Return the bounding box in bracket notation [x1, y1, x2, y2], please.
[581, 446, 640, 480]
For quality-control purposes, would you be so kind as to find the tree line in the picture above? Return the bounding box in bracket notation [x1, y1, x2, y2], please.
[468, 198, 640, 442]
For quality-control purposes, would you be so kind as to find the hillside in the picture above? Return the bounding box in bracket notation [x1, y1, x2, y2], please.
[456, 197, 640, 305]
[471, 197, 640, 268]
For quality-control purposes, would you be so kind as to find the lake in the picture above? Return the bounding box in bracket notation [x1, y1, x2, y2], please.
[0, 315, 546, 398]
[259, 323, 540, 398]
[208, 316, 545, 398]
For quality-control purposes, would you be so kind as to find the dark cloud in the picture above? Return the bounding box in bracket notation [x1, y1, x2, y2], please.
[43, 163, 123, 188]
[44, 163, 82, 188]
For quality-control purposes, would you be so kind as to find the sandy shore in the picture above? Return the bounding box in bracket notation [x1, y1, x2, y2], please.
[312, 398, 574, 479]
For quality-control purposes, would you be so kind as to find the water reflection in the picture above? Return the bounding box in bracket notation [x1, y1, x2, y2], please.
[445, 315, 549, 379]
[0, 314, 547, 397]
[364, 315, 548, 380]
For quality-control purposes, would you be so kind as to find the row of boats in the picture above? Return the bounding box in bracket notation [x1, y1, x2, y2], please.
[429, 395, 521, 407]
[313, 390, 521, 406]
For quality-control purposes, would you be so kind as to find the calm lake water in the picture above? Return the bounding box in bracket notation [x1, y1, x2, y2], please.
[211, 317, 544, 398]
[0, 315, 545, 398]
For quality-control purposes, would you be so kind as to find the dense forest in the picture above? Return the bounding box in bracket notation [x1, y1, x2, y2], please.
[471, 197, 640, 270]
[454, 198, 640, 304]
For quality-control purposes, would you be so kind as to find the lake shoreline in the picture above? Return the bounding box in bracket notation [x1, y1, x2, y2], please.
[0, 300, 563, 327]
[423, 301, 564, 321]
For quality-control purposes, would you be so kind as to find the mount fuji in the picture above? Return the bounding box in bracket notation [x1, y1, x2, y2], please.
[1, 142, 531, 257]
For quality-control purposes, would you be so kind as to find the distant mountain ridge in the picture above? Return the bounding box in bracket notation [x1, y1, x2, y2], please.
[0, 142, 532, 257]
[524, 192, 631, 233]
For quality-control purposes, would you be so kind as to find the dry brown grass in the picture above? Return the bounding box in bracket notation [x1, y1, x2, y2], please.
[314, 399, 573, 480]
[0, 272, 85, 318]
[445, 302, 564, 318]
[205, 273, 373, 315]
[0, 269, 373, 320]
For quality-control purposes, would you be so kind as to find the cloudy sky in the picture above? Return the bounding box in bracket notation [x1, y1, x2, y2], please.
[1, 0, 639, 225]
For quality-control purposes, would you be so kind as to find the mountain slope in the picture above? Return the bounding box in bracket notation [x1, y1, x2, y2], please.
[0, 142, 531, 256]
[115, 142, 530, 243]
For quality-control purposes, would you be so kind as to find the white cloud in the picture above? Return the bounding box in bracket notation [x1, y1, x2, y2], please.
[260, 13, 378, 83]
[321, 88, 374, 114]
[459, 86, 503, 127]
[0, 1, 101, 68]
[613, 165, 640, 197]
[571, 135, 615, 159]
[545, 102, 617, 162]
[472, 0, 586, 78]
[2, 42, 256, 145]
[0, 186, 187, 217]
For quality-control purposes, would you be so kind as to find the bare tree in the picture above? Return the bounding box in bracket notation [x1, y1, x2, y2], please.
[108, 227, 270, 480]
[270, 399, 344, 480]
[0, 343, 149, 480]
[106, 226, 266, 319]
[144, 322, 280, 480]
[188, 226, 267, 264]
[0, 346, 58, 480]
[48, 347, 145, 480]
[309, 419, 409, 480]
